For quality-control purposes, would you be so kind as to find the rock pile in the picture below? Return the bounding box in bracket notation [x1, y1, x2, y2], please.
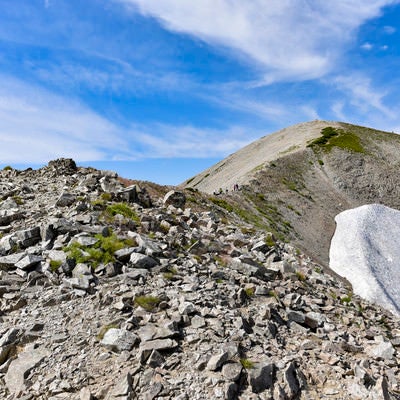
[0, 159, 399, 399]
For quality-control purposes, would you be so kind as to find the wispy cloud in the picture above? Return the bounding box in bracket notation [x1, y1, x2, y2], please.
[0, 76, 131, 163]
[361, 42, 374, 50]
[118, 0, 400, 82]
[129, 123, 261, 158]
[384, 25, 396, 34]
[334, 74, 395, 118]
[0, 75, 263, 163]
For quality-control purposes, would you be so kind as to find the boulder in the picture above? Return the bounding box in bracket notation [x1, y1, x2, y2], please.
[163, 190, 186, 209]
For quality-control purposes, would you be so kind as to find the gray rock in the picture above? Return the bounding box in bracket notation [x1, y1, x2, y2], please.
[63, 276, 91, 291]
[0, 252, 26, 269]
[5, 344, 49, 395]
[100, 329, 138, 352]
[366, 338, 395, 360]
[129, 253, 158, 269]
[56, 192, 76, 207]
[139, 338, 178, 353]
[222, 362, 243, 381]
[0, 328, 20, 364]
[163, 190, 186, 209]
[16, 227, 41, 248]
[72, 263, 93, 278]
[106, 373, 133, 400]
[304, 311, 325, 329]
[15, 254, 43, 270]
[287, 310, 305, 324]
[0, 209, 24, 226]
[249, 360, 275, 394]
[207, 350, 230, 371]
[147, 350, 165, 368]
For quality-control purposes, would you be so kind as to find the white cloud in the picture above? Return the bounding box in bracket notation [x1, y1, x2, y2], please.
[361, 42, 373, 50]
[128, 124, 261, 158]
[384, 25, 396, 34]
[331, 102, 347, 122]
[0, 75, 263, 164]
[334, 74, 395, 118]
[0, 76, 132, 163]
[118, 0, 400, 82]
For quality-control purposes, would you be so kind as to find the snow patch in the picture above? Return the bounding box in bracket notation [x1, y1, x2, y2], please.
[329, 204, 400, 315]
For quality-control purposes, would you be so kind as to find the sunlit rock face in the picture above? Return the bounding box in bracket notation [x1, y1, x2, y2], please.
[330, 204, 400, 316]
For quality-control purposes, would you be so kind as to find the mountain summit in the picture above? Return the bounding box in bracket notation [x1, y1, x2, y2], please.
[183, 120, 400, 266]
[183, 120, 340, 194]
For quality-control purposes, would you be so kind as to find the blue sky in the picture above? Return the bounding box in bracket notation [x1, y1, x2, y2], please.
[1, 0, 400, 184]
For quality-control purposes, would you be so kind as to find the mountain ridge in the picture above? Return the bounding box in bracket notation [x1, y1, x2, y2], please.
[183, 120, 400, 267]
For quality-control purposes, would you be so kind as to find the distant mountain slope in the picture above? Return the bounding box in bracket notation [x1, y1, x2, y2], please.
[183, 120, 341, 194]
[183, 120, 400, 267]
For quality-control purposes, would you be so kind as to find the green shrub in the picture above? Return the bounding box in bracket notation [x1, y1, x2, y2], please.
[12, 195, 23, 205]
[296, 271, 306, 282]
[240, 358, 254, 369]
[308, 127, 365, 153]
[49, 259, 62, 272]
[134, 295, 161, 312]
[244, 287, 255, 297]
[209, 197, 234, 212]
[163, 267, 178, 281]
[64, 232, 135, 268]
[3, 165, 12, 171]
[100, 192, 112, 201]
[105, 203, 140, 222]
[264, 234, 275, 247]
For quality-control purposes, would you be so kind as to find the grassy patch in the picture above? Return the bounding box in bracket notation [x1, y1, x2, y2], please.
[64, 233, 135, 268]
[49, 259, 62, 272]
[296, 271, 307, 282]
[240, 358, 255, 369]
[100, 192, 112, 201]
[134, 295, 161, 312]
[209, 197, 234, 212]
[308, 126, 365, 153]
[163, 267, 178, 281]
[105, 203, 140, 222]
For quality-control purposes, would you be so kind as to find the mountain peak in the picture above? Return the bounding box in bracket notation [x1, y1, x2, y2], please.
[183, 120, 340, 194]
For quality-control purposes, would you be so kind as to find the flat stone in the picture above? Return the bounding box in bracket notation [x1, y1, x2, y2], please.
[0, 328, 20, 364]
[222, 362, 243, 381]
[5, 344, 49, 395]
[366, 340, 395, 360]
[15, 254, 43, 270]
[16, 227, 41, 248]
[56, 192, 76, 207]
[100, 329, 138, 352]
[139, 338, 178, 352]
[0, 252, 26, 269]
[129, 253, 158, 269]
[207, 351, 230, 371]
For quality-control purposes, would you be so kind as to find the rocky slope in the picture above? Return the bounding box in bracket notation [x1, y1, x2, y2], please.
[182, 121, 400, 266]
[0, 159, 399, 399]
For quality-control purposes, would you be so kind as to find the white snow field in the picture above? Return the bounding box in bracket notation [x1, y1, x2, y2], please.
[329, 204, 400, 316]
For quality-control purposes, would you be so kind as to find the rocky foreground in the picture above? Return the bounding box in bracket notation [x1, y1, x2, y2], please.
[0, 159, 399, 400]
